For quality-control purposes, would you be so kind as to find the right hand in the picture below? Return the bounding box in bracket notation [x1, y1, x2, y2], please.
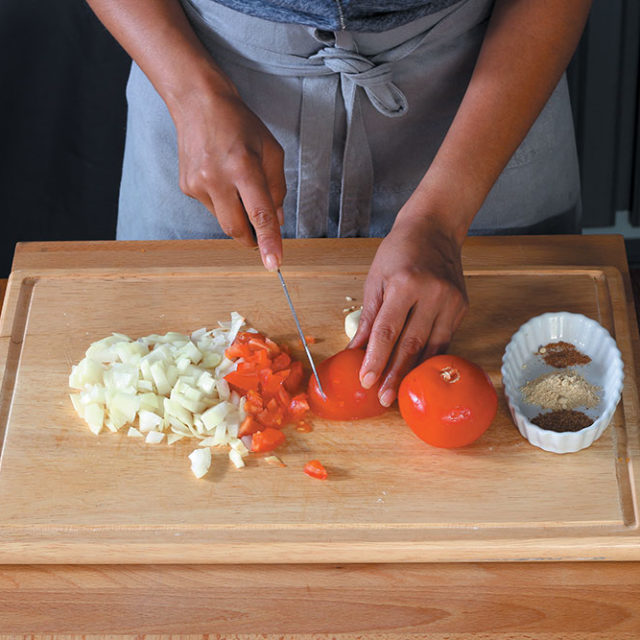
[170, 86, 286, 271]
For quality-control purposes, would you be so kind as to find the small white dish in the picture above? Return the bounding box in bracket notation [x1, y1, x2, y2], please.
[501, 312, 624, 453]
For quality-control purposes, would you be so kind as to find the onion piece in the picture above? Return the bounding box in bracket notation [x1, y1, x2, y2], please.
[69, 313, 268, 479]
[145, 430, 165, 444]
[229, 438, 249, 457]
[229, 448, 245, 469]
[188, 448, 211, 478]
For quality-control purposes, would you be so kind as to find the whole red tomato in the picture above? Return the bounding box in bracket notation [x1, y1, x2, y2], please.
[398, 354, 497, 448]
[308, 348, 387, 420]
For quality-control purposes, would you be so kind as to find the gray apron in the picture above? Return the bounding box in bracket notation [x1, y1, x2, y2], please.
[117, 0, 581, 240]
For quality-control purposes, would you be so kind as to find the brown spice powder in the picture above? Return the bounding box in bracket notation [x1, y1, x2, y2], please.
[536, 341, 591, 368]
[531, 409, 594, 432]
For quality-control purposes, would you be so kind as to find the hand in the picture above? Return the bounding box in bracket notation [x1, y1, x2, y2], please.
[171, 87, 286, 271]
[349, 214, 468, 407]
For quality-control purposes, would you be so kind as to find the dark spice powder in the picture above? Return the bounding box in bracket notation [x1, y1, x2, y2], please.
[536, 341, 591, 368]
[531, 409, 594, 432]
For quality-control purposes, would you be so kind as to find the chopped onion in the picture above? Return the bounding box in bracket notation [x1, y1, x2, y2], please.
[264, 455, 286, 467]
[229, 448, 245, 469]
[145, 430, 165, 444]
[229, 438, 249, 457]
[188, 447, 211, 478]
[69, 313, 261, 478]
[84, 403, 104, 435]
[138, 410, 163, 433]
[201, 401, 232, 431]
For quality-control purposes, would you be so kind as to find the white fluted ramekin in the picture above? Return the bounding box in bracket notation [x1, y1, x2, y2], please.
[501, 312, 624, 453]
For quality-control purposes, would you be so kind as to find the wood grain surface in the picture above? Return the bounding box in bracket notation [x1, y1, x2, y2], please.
[0, 241, 638, 563]
[0, 236, 639, 637]
[0, 562, 640, 636]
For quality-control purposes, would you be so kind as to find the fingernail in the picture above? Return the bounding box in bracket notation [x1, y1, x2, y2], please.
[361, 371, 376, 389]
[380, 389, 394, 407]
[264, 253, 279, 272]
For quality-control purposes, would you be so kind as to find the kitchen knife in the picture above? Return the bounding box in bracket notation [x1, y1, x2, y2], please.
[277, 268, 326, 398]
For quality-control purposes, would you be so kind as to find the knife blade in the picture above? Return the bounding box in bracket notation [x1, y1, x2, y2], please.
[277, 268, 326, 399]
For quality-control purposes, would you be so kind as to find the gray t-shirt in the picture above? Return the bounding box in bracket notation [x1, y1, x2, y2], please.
[210, 0, 464, 32]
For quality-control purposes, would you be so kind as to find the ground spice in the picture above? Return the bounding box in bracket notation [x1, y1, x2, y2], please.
[536, 341, 591, 368]
[531, 409, 594, 432]
[520, 369, 600, 410]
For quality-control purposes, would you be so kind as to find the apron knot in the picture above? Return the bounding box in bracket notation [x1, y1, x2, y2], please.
[314, 47, 408, 117]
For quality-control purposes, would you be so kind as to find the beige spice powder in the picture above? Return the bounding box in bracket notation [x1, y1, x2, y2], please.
[521, 369, 601, 410]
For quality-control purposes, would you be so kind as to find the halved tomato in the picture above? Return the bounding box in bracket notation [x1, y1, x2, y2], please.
[307, 348, 386, 420]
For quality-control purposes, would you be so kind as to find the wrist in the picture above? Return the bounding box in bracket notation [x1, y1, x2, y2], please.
[161, 59, 239, 123]
[395, 165, 490, 246]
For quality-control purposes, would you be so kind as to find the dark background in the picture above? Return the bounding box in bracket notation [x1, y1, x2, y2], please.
[0, 0, 638, 276]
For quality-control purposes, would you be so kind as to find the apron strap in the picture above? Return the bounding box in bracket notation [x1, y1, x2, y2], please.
[195, 13, 457, 237]
[313, 42, 408, 236]
[295, 75, 337, 237]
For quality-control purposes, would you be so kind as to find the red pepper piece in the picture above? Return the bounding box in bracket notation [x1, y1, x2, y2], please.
[251, 427, 286, 452]
[303, 459, 327, 480]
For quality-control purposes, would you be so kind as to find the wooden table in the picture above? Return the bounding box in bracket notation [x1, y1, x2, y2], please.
[1, 235, 640, 638]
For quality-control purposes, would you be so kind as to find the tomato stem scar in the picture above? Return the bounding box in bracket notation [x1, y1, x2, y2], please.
[440, 366, 460, 383]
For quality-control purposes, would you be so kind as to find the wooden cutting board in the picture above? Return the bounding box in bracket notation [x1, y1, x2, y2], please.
[0, 238, 638, 564]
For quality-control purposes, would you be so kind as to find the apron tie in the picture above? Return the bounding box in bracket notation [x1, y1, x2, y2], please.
[300, 46, 407, 236]
[183, 1, 460, 237]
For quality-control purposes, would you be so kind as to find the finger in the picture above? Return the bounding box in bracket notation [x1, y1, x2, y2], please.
[186, 185, 216, 214]
[236, 166, 283, 272]
[359, 288, 415, 390]
[211, 188, 256, 248]
[376, 303, 437, 407]
[452, 302, 468, 333]
[422, 304, 461, 360]
[263, 144, 287, 216]
[348, 275, 382, 350]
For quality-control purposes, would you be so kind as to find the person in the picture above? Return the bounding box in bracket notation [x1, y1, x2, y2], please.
[87, 0, 592, 408]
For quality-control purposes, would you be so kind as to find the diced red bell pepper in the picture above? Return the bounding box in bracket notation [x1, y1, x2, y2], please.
[284, 360, 304, 393]
[251, 427, 286, 452]
[224, 370, 260, 394]
[244, 389, 264, 415]
[239, 415, 261, 437]
[288, 393, 310, 421]
[264, 337, 281, 355]
[225, 331, 310, 430]
[235, 331, 264, 344]
[303, 459, 327, 480]
[257, 402, 286, 429]
[247, 337, 270, 351]
[261, 369, 289, 398]
[276, 386, 291, 409]
[225, 342, 251, 360]
[271, 352, 292, 372]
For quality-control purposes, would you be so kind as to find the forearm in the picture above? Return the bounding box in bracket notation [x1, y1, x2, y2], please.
[86, 0, 237, 112]
[398, 0, 592, 242]
[87, 0, 286, 267]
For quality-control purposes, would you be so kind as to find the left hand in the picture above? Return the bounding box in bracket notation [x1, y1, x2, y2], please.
[348, 213, 468, 407]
